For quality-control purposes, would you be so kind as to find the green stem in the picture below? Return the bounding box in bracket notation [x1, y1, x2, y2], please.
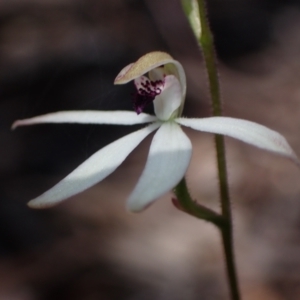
[174, 178, 225, 228]
[197, 1, 241, 299]
[180, 0, 242, 299]
[221, 223, 241, 300]
[197, 2, 221, 116]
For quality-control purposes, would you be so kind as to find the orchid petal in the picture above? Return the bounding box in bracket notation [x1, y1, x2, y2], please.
[114, 63, 134, 82]
[127, 122, 192, 212]
[133, 76, 163, 114]
[27, 123, 160, 208]
[12, 111, 157, 129]
[115, 52, 175, 84]
[114, 51, 186, 102]
[177, 117, 299, 163]
[154, 75, 182, 120]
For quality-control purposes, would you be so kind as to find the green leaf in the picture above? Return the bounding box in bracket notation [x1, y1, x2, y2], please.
[181, 0, 201, 39]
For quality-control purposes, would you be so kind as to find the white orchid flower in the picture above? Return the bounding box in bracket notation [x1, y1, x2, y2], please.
[13, 51, 299, 212]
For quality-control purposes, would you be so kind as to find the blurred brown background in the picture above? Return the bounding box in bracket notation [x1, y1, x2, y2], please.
[1, 0, 300, 299]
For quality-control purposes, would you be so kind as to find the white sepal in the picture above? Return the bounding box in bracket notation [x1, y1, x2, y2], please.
[12, 111, 157, 129]
[28, 123, 160, 208]
[127, 122, 192, 212]
[177, 117, 299, 163]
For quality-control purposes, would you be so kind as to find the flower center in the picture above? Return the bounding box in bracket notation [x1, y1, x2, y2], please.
[133, 76, 164, 114]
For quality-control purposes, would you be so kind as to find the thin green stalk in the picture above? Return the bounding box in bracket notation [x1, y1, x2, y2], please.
[221, 223, 241, 300]
[174, 178, 225, 228]
[197, 1, 241, 299]
[181, 0, 241, 299]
